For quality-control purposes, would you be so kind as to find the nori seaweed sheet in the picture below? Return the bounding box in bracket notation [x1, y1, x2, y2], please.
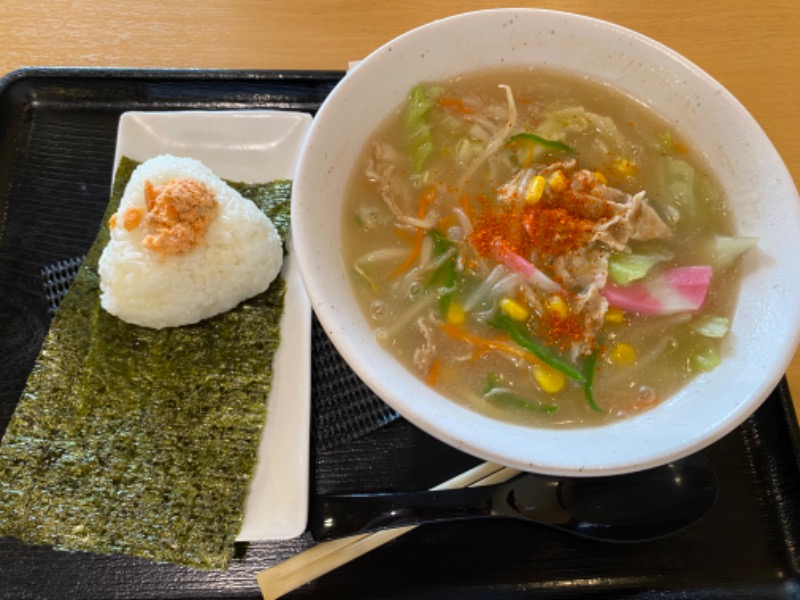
[0, 157, 292, 570]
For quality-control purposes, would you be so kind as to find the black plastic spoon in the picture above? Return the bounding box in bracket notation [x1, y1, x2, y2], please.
[310, 452, 717, 542]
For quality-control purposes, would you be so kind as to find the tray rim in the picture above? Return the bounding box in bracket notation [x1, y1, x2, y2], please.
[2, 64, 800, 598]
[0, 65, 347, 90]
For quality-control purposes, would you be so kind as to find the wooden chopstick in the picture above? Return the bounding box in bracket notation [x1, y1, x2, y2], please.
[257, 461, 521, 599]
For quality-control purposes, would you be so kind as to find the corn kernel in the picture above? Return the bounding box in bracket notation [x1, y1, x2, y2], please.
[446, 301, 466, 325]
[547, 169, 567, 192]
[604, 307, 626, 324]
[533, 365, 566, 394]
[610, 342, 637, 366]
[592, 171, 608, 186]
[545, 295, 569, 319]
[499, 297, 529, 321]
[525, 175, 547, 204]
[611, 157, 638, 178]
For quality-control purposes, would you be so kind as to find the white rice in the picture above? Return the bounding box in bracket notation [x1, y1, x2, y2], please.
[98, 154, 283, 329]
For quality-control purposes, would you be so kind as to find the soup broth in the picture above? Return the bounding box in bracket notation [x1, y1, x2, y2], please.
[342, 68, 750, 428]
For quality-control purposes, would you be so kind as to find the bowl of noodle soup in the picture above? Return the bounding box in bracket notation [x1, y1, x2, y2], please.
[292, 9, 800, 475]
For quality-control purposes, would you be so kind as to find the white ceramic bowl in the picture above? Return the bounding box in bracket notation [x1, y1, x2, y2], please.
[292, 9, 800, 476]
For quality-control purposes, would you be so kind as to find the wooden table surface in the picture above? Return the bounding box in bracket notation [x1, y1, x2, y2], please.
[3, 0, 799, 404]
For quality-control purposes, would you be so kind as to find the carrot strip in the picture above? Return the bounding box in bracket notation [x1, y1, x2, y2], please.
[674, 141, 689, 154]
[437, 97, 474, 114]
[437, 214, 459, 231]
[439, 323, 542, 367]
[394, 228, 416, 243]
[390, 187, 437, 278]
[390, 230, 425, 278]
[459, 193, 474, 221]
[426, 357, 442, 386]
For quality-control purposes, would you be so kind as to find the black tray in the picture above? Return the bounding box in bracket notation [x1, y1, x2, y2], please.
[2, 67, 800, 599]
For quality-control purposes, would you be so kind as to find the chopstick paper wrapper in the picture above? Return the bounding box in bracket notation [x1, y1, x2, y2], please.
[257, 462, 521, 599]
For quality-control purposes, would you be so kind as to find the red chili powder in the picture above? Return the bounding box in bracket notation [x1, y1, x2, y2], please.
[522, 206, 595, 258]
[469, 197, 596, 261]
[469, 200, 529, 257]
[533, 311, 591, 353]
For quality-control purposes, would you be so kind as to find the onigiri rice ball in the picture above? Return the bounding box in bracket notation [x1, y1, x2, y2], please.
[98, 154, 283, 329]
